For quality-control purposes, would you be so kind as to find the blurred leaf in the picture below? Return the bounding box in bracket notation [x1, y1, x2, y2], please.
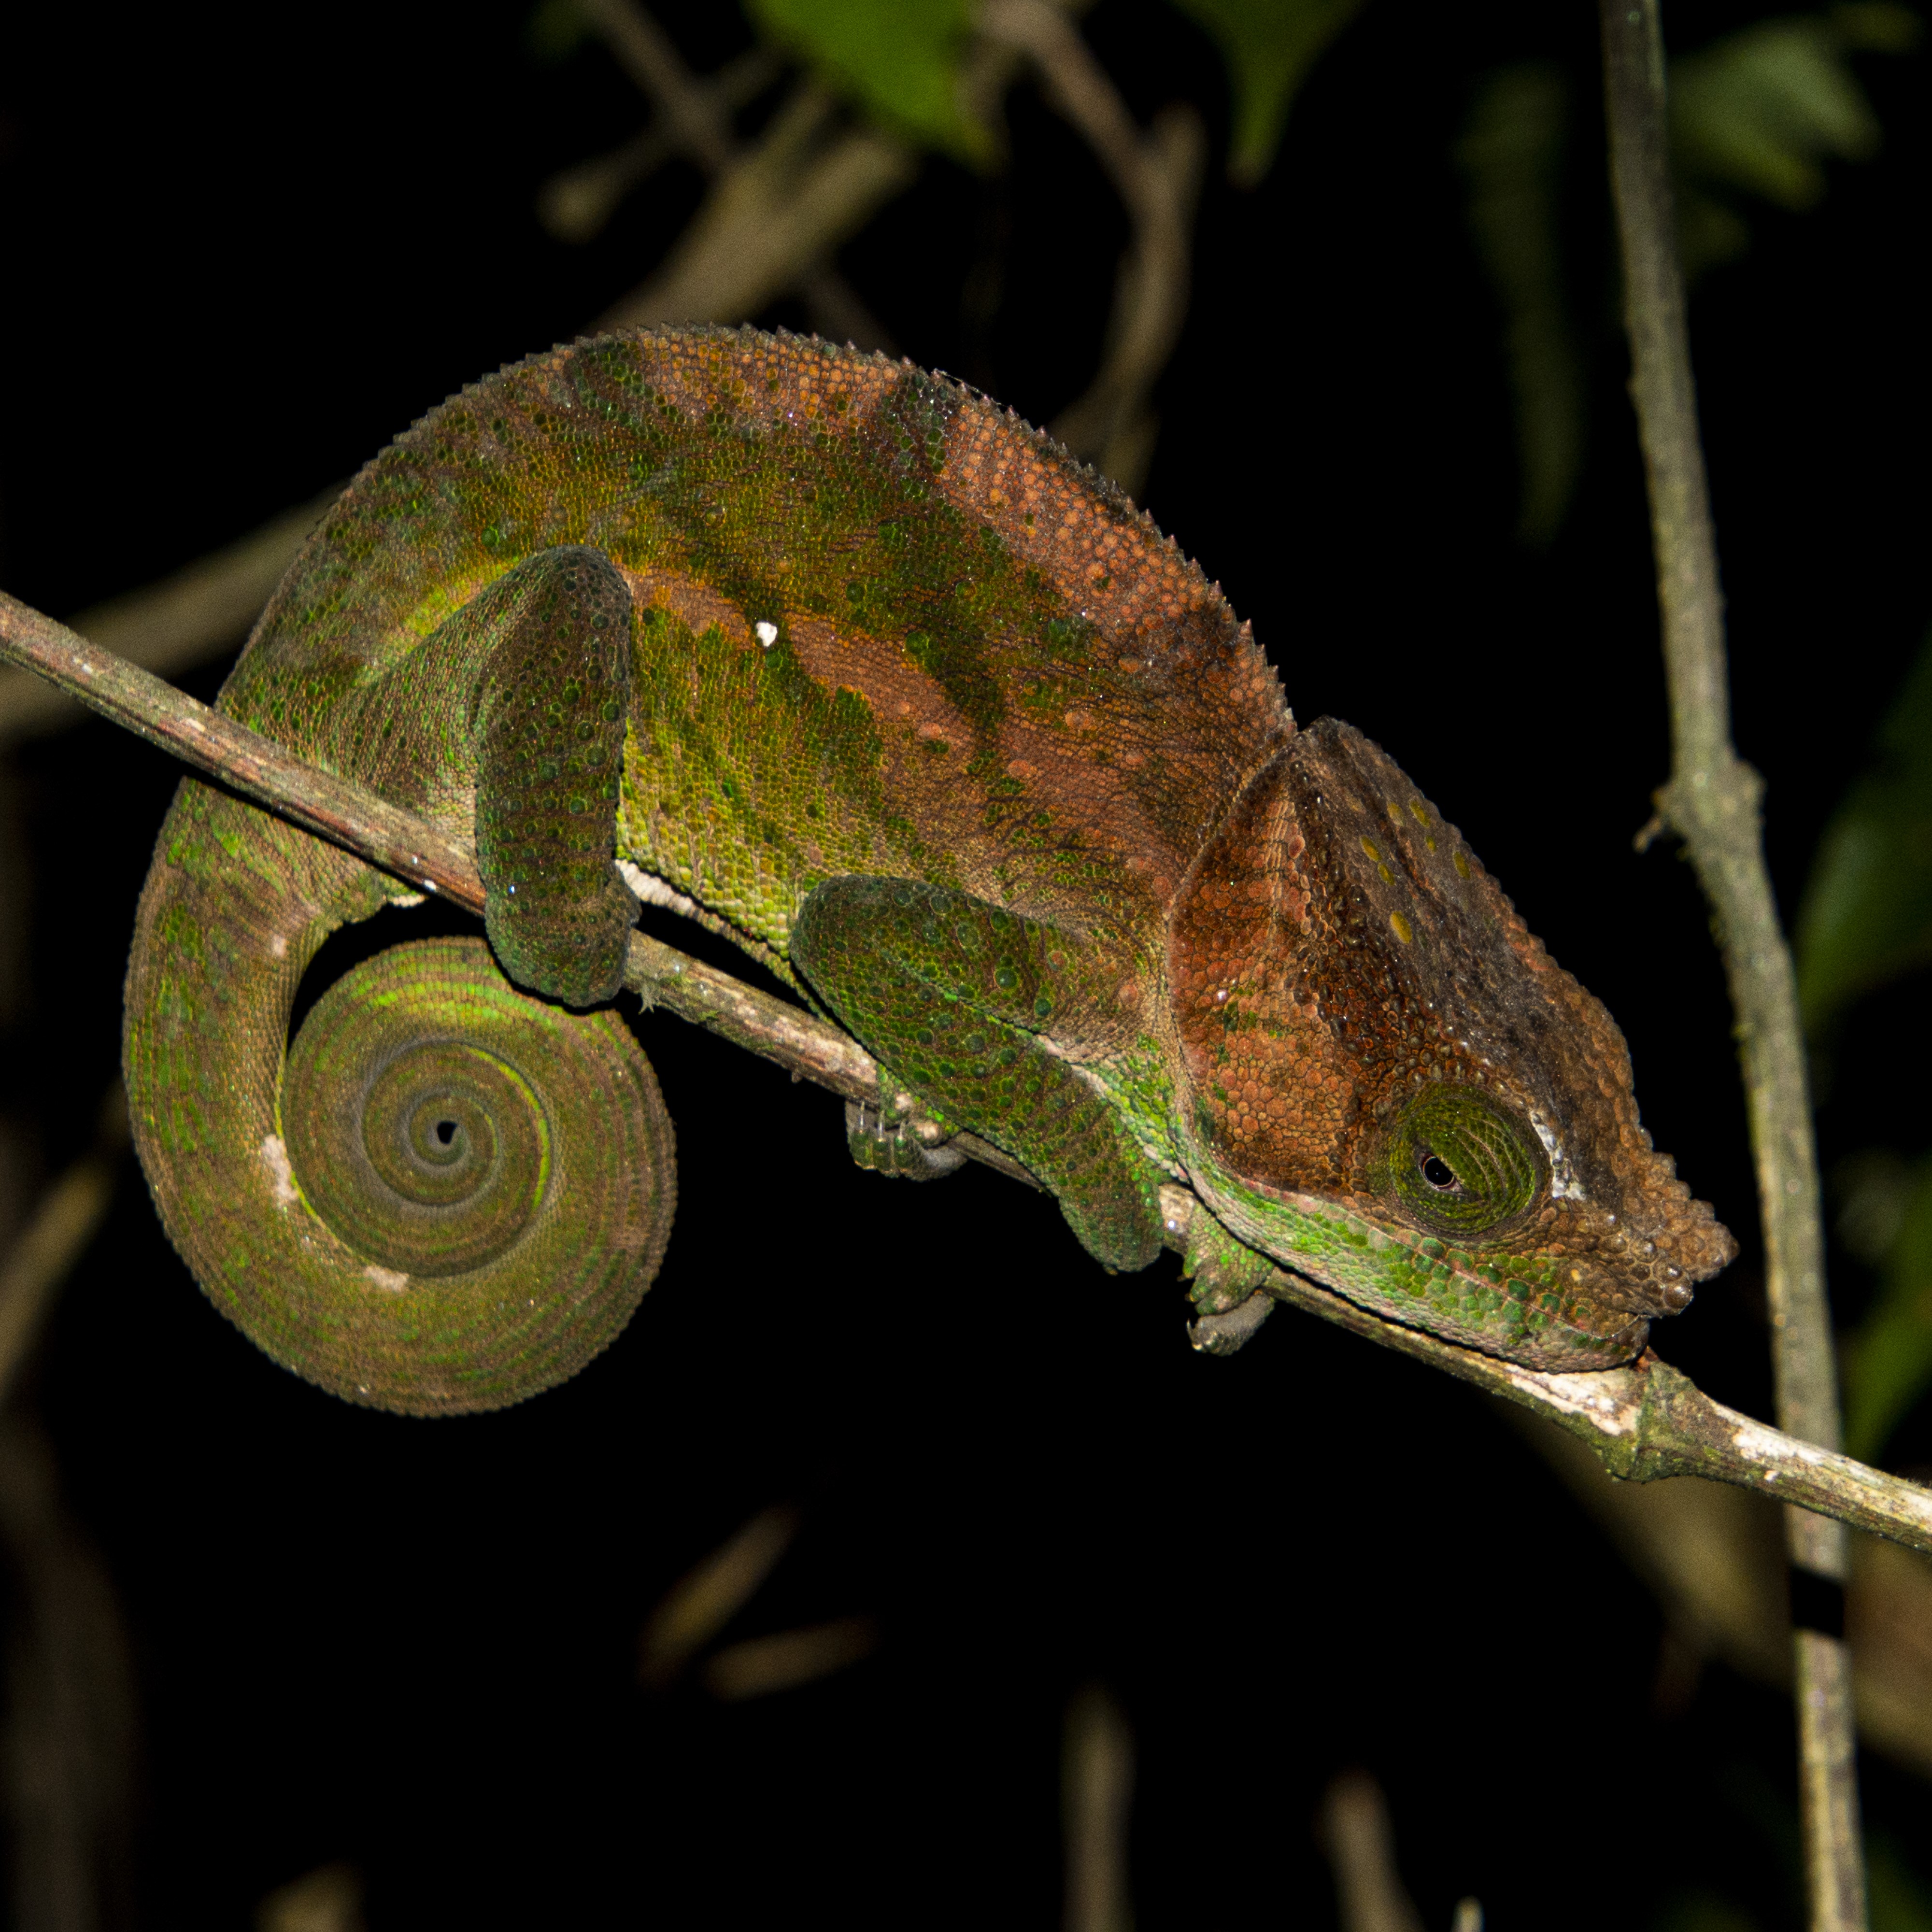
[1796, 625, 1932, 1037]
[1670, 8, 1918, 280]
[1456, 63, 1586, 546]
[1871, 1833, 1932, 1932]
[747, 0, 990, 162]
[526, 0, 593, 63]
[1652, 1892, 1762, 1932]
[1841, 1152, 1932, 1462]
[1169, 0, 1368, 184]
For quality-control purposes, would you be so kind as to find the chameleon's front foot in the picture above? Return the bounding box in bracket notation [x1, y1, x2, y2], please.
[1181, 1207, 1278, 1355]
[844, 1098, 968, 1181]
[1187, 1292, 1275, 1356]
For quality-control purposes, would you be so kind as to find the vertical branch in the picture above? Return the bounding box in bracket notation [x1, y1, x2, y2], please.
[1598, 5, 1864, 1930]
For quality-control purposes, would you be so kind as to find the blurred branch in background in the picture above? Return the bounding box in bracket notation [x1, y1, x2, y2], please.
[0, 490, 337, 745]
[535, 45, 782, 244]
[0, 1418, 139, 1932]
[1063, 1684, 1133, 1932]
[1321, 1771, 1485, 1932]
[1516, 1413, 1932, 1777]
[0, 1089, 127, 1413]
[576, 0, 904, 351]
[637, 1502, 877, 1700]
[0, 1082, 136, 1932]
[639, 1504, 800, 1689]
[253, 1864, 364, 1932]
[1322, 1773, 1424, 1932]
[980, 0, 1205, 494]
[702, 1616, 877, 1700]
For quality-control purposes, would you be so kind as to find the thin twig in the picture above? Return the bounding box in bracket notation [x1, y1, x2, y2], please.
[979, 0, 1205, 494]
[1600, 5, 1863, 1928]
[5, 603, 1932, 1561]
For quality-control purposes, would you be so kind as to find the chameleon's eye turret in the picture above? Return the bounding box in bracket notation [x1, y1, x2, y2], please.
[1379, 1083, 1544, 1239]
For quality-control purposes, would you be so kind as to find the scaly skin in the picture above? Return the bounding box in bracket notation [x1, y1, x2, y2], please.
[122, 325, 1735, 1414]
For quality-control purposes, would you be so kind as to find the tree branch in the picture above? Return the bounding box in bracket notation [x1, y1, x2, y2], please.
[1600, 4, 1863, 1927]
[5, 598, 1932, 1564]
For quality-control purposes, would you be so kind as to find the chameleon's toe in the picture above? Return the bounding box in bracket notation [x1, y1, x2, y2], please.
[844, 1097, 967, 1181]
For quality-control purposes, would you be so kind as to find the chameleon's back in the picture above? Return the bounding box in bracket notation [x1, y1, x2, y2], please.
[124, 327, 1289, 1412]
[232, 327, 1288, 966]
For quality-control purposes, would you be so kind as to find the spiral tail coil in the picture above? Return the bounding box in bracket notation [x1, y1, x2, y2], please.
[125, 779, 675, 1414]
[274, 938, 674, 1411]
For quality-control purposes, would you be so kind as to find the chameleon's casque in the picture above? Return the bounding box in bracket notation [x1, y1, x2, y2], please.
[122, 326, 1734, 1414]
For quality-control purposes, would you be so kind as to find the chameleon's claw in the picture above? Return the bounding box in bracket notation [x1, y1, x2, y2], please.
[1187, 1290, 1275, 1356]
[844, 1099, 968, 1182]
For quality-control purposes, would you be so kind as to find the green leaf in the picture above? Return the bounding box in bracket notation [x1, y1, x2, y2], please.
[1840, 1152, 1932, 1463]
[1670, 8, 1918, 280]
[1456, 63, 1587, 547]
[1796, 625, 1932, 1037]
[1169, 0, 1368, 185]
[746, 0, 990, 162]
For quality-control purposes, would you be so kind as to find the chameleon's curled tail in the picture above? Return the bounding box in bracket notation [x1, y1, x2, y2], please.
[123, 780, 674, 1415]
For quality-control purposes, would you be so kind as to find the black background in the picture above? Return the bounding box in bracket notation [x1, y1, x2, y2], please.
[0, 0, 1926, 1924]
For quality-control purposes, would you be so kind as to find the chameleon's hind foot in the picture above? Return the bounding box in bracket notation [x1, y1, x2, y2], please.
[844, 1099, 967, 1181]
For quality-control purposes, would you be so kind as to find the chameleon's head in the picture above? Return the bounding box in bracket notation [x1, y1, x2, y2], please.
[1167, 718, 1736, 1369]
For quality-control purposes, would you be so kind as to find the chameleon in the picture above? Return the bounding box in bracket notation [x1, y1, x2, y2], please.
[122, 325, 1736, 1415]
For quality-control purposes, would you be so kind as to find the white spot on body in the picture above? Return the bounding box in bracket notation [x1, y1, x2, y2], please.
[755, 620, 779, 648]
[259, 1135, 298, 1208]
[389, 891, 427, 909]
[364, 1265, 410, 1293]
[270, 933, 288, 959]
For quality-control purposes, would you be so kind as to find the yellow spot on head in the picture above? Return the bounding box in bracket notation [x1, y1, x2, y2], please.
[1387, 802, 1403, 824]
[1453, 850, 1470, 879]
[1571, 1268, 1583, 1282]
[1360, 836, 1381, 862]
[1408, 800, 1430, 824]
[1425, 836, 1437, 853]
[1390, 910, 1413, 944]
[1378, 864, 1393, 884]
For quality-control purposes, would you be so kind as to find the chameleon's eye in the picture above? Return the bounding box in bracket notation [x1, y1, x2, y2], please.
[1384, 1083, 1543, 1237]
